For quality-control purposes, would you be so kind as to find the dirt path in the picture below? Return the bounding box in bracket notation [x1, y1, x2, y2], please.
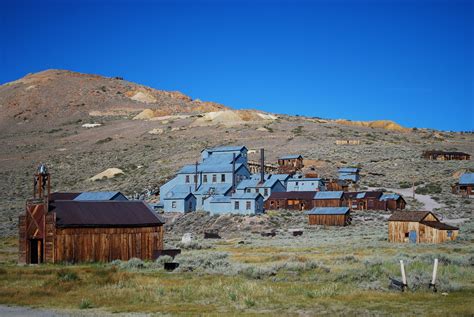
[0, 305, 149, 317]
[367, 187, 443, 211]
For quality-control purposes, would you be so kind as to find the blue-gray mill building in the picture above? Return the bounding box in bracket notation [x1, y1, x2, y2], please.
[160, 146, 287, 215]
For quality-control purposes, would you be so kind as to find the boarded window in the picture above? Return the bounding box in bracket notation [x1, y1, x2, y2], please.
[447, 231, 452, 237]
[246, 201, 251, 210]
[172, 201, 176, 208]
[185, 175, 190, 183]
[221, 174, 225, 182]
[234, 201, 239, 210]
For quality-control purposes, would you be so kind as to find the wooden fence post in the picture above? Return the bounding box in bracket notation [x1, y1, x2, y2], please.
[429, 258, 438, 292]
[400, 260, 407, 291]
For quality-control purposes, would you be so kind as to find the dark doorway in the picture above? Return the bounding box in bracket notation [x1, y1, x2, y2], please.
[30, 239, 43, 264]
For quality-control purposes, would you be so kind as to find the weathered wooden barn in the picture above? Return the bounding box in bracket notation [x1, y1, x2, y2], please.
[264, 191, 316, 211]
[452, 173, 474, 197]
[305, 207, 351, 226]
[388, 211, 458, 243]
[422, 150, 471, 161]
[379, 193, 406, 211]
[325, 179, 350, 192]
[278, 155, 304, 173]
[343, 191, 385, 211]
[19, 166, 164, 264]
[312, 191, 345, 207]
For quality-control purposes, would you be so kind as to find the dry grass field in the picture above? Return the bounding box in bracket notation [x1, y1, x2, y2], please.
[1, 211, 473, 316]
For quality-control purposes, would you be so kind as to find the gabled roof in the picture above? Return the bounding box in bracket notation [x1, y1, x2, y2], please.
[338, 167, 360, 173]
[50, 192, 81, 201]
[279, 154, 303, 160]
[270, 174, 291, 182]
[288, 177, 323, 182]
[236, 177, 282, 190]
[380, 193, 402, 201]
[195, 183, 233, 195]
[388, 211, 438, 222]
[267, 191, 317, 200]
[420, 221, 459, 230]
[459, 173, 474, 185]
[364, 191, 383, 199]
[178, 163, 247, 174]
[339, 174, 358, 182]
[201, 152, 242, 165]
[210, 195, 231, 203]
[231, 193, 263, 200]
[306, 207, 350, 215]
[74, 191, 126, 201]
[50, 201, 164, 228]
[205, 145, 247, 153]
[163, 185, 195, 199]
[314, 191, 344, 199]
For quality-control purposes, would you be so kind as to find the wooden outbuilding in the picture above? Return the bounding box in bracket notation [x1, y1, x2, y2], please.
[306, 207, 351, 226]
[325, 179, 349, 192]
[379, 193, 406, 211]
[313, 191, 345, 208]
[278, 155, 304, 173]
[264, 191, 316, 211]
[343, 191, 385, 211]
[422, 150, 470, 161]
[19, 166, 164, 264]
[388, 211, 458, 243]
[452, 173, 474, 197]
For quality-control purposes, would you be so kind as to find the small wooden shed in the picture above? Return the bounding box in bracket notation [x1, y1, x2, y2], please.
[313, 191, 345, 208]
[422, 150, 471, 161]
[452, 173, 474, 197]
[306, 207, 351, 226]
[388, 211, 458, 243]
[264, 191, 316, 211]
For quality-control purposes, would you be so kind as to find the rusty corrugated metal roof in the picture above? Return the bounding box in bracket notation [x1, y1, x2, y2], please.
[50, 200, 164, 228]
[49, 192, 81, 201]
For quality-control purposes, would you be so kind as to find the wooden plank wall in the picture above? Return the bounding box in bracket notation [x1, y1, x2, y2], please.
[18, 215, 27, 264]
[308, 214, 347, 226]
[44, 213, 56, 263]
[54, 226, 163, 263]
[388, 221, 458, 243]
[312, 199, 344, 208]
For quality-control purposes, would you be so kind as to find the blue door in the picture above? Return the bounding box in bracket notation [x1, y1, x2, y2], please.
[409, 231, 417, 243]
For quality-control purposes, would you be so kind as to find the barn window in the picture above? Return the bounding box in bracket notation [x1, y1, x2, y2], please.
[212, 174, 217, 183]
[246, 201, 251, 210]
[404, 232, 409, 238]
[172, 201, 176, 208]
[203, 175, 208, 183]
[447, 231, 452, 237]
[221, 174, 225, 182]
[185, 175, 190, 183]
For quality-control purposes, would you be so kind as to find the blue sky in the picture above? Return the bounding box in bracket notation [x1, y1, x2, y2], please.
[1, 0, 472, 131]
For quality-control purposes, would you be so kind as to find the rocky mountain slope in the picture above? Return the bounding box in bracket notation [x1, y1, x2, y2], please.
[0, 70, 472, 237]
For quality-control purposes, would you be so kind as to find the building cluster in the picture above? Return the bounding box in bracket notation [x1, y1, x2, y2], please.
[19, 146, 468, 265]
[159, 145, 405, 217]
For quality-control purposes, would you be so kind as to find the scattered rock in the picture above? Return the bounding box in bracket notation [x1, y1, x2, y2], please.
[82, 123, 102, 128]
[148, 128, 164, 135]
[133, 109, 155, 120]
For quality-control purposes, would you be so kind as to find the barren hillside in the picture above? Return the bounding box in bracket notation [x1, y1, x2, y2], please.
[0, 70, 472, 237]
